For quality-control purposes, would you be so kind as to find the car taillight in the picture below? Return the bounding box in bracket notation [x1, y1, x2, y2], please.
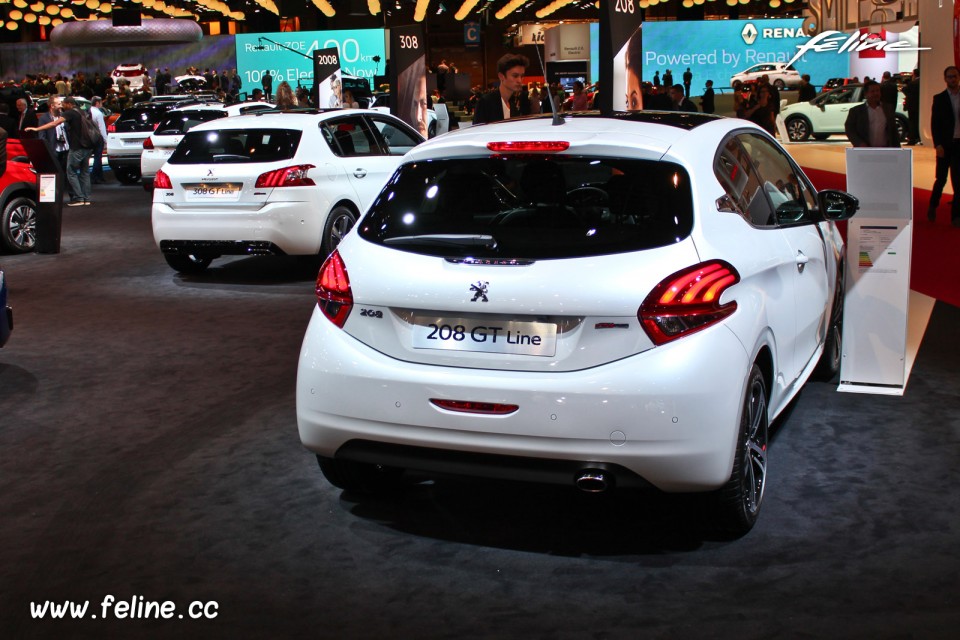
[486, 141, 569, 153]
[638, 260, 740, 346]
[255, 164, 316, 188]
[107, 123, 116, 133]
[153, 169, 172, 189]
[315, 250, 352, 327]
[143, 137, 154, 150]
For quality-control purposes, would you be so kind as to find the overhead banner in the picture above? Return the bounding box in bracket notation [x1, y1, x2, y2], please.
[389, 25, 428, 138]
[598, 0, 643, 113]
[314, 48, 342, 108]
[236, 29, 385, 95]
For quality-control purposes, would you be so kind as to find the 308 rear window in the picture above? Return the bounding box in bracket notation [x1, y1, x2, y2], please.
[168, 128, 302, 164]
[357, 156, 694, 259]
[154, 110, 227, 136]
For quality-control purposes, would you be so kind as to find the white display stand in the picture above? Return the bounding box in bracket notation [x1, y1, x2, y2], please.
[433, 103, 450, 136]
[839, 148, 913, 395]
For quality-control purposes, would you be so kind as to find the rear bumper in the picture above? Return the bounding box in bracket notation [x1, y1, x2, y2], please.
[152, 200, 325, 256]
[159, 239, 283, 257]
[296, 306, 751, 493]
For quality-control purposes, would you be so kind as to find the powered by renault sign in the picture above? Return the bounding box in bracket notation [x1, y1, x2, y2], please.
[643, 18, 848, 88]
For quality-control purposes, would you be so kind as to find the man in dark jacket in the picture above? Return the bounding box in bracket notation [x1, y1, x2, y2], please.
[844, 81, 900, 149]
[473, 53, 528, 125]
[929, 66, 960, 225]
[903, 69, 920, 145]
[669, 84, 698, 112]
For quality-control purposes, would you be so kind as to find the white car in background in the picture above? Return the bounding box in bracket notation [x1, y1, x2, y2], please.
[141, 101, 276, 189]
[730, 62, 801, 89]
[782, 83, 908, 142]
[296, 112, 859, 536]
[152, 109, 424, 273]
[111, 63, 148, 90]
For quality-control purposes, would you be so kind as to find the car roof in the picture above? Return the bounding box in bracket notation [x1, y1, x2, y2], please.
[404, 111, 730, 162]
[168, 101, 275, 116]
[184, 108, 397, 131]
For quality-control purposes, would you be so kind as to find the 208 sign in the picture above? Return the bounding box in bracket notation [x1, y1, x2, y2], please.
[615, 0, 634, 13]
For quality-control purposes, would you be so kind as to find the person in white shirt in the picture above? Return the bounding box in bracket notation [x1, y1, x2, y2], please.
[90, 96, 108, 184]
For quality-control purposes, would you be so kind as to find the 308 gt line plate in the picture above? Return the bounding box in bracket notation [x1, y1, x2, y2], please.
[411, 316, 557, 357]
[183, 183, 242, 200]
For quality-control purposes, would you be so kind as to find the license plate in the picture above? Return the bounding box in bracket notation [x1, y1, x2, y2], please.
[411, 316, 557, 357]
[183, 183, 242, 200]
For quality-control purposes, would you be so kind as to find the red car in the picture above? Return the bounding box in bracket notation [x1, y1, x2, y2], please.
[1, 138, 38, 254]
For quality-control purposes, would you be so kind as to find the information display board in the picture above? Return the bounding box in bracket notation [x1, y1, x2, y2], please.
[839, 148, 913, 395]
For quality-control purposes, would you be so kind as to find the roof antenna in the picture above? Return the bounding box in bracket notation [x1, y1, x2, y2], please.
[534, 43, 564, 126]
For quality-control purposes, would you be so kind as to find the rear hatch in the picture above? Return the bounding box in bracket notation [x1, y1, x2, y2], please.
[109, 104, 173, 154]
[158, 126, 305, 209]
[338, 154, 701, 372]
[150, 108, 228, 153]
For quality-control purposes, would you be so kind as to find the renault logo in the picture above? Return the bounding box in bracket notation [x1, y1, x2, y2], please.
[741, 23, 758, 46]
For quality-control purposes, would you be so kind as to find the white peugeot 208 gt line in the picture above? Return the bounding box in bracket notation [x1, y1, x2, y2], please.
[296, 111, 858, 536]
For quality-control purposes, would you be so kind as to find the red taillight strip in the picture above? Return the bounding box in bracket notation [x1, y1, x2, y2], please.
[430, 399, 519, 415]
[153, 169, 171, 189]
[315, 251, 352, 327]
[640, 260, 740, 346]
[255, 164, 316, 188]
[486, 141, 570, 153]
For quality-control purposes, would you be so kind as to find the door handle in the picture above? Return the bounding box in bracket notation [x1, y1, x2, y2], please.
[353, 168, 367, 178]
[796, 251, 809, 273]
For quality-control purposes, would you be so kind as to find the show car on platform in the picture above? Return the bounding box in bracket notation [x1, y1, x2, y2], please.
[295, 111, 859, 536]
[782, 83, 908, 142]
[151, 108, 424, 273]
[730, 62, 802, 90]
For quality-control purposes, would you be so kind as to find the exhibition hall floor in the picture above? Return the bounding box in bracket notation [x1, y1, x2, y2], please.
[1, 177, 959, 638]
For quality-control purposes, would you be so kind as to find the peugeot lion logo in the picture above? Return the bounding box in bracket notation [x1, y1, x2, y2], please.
[206, 169, 214, 177]
[470, 281, 489, 302]
[741, 23, 758, 46]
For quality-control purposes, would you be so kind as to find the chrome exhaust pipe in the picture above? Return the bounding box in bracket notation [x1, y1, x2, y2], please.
[575, 469, 610, 493]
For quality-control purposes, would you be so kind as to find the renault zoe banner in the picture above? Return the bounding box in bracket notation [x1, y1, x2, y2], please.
[314, 48, 342, 109]
[389, 25, 428, 138]
[598, 0, 643, 113]
[236, 29, 385, 95]
[642, 19, 849, 91]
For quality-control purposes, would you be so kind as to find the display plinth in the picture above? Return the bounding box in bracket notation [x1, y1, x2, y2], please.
[839, 148, 913, 395]
[20, 138, 64, 255]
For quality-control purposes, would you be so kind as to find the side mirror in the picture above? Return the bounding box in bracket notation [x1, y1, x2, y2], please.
[817, 102, 825, 111]
[818, 189, 859, 220]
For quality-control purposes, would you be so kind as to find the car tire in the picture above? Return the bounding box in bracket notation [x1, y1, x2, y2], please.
[815, 269, 845, 381]
[316, 455, 403, 494]
[115, 167, 141, 185]
[711, 363, 768, 538]
[785, 116, 811, 142]
[163, 252, 212, 274]
[1, 196, 38, 254]
[321, 205, 357, 258]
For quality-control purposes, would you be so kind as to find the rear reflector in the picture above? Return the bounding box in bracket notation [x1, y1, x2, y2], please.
[430, 399, 519, 415]
[486, 141, 570, 153]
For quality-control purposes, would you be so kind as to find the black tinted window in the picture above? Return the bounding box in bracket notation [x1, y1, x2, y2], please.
[168, 128, 301, 164]
[114, 104, 175, 133]
[358, 156, 693, 260]
[154, 110, 227, 135]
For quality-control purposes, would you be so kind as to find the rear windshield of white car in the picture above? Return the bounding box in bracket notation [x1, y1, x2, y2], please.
[168, 129, 301, 164]
[357, 156, 694, 259]
[154, 110, 228, 136]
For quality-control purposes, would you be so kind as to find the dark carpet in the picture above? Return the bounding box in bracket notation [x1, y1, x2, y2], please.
[1, 181, 959, 639]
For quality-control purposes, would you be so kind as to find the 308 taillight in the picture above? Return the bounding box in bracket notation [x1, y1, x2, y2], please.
[639, 260, 740, 345]
[255, 164, 316, 188]
[315, 250, 352, 327]
[153, 169, 172, 189]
